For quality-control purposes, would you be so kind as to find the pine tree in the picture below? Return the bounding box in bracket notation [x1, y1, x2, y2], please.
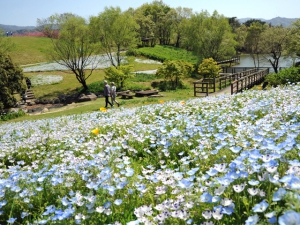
[0, 53, 26, 110]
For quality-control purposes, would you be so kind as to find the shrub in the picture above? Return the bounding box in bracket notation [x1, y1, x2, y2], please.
[78, 81, 104, 94]
[0, 110, 26, 121]
[124, 83, 151, 91]
[125, 49, 137, 56]
[265, 67, 300, 86]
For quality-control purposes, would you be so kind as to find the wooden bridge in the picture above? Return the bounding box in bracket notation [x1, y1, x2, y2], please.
[216, 56, 240, 65]
[193, 68, 269, 96]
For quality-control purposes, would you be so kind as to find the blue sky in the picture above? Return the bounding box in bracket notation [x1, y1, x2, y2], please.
[0, 0, 299, 26]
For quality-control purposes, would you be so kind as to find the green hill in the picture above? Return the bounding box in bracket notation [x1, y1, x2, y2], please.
[7, 36, 53, 65]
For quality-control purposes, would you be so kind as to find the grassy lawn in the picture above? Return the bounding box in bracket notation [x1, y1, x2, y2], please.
[8, 36, 53, 65]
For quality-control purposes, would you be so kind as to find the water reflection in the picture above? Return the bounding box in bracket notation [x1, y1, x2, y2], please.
[234, 55, 295, 68]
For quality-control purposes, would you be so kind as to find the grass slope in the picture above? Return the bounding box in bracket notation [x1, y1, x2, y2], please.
[8, 36, 53, 65]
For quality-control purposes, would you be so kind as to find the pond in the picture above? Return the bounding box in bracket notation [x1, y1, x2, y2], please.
[235, 54, 296, 68]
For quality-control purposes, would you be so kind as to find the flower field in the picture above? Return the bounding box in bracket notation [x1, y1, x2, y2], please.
[1, 85, 300, 225]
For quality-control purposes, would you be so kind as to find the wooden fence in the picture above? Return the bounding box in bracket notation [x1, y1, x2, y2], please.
[231, 68, 269, 94]
[193, 68, 259, 97]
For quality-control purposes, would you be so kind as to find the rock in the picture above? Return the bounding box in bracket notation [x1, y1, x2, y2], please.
[41, 108, 49, 113]
[27, 101, 36, 106]
[77, 93, 97, 102]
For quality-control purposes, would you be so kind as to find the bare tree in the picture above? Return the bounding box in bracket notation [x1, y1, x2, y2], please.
[42, 14, 101, 91]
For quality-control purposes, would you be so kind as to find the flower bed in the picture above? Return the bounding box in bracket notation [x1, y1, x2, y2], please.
[29, 74, 63, 86]
[0, 85, 300, 224]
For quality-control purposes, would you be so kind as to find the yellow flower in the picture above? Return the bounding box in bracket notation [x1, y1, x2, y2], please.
[91, 128, 100, 135]
[180, 101, 185, 105]
[100, 107, 107, 112]
[159, 100, 164, 104]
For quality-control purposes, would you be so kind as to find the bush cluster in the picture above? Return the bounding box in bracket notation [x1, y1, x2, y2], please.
[0, 110, 26, 121]
[265, 67, 300, 86]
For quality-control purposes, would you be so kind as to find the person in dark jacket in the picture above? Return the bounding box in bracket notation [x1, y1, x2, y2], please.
[26, 77, 31, 89]
[103, 80, 113, 108]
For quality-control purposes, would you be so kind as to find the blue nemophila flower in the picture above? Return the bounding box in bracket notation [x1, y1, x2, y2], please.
[186, 167, 199, 176]
[114, 199, 122, 205]
[229, 146, 242, 153]
[212, 196, 221, 203]
[265, 211, 277, 224]
[200, 192, 213, 203]
[214, 163, 227, 173]
[7, 217, 17, 224]
[104, 201, 111, 209]
[273, 188, 287, 201]
[126, 220, 140, 225]
[21, 211, 29, 218]
[248, 180, 259, 186]
[206, 168, 218, 176]
[252, 199, 269, 212]
[278, 210, 300, 225]
[233, 183, 246, 193]
[202, 210, 212, 219]
[212, 205, 223, 220]
[42, 205, 56, 215]
[178, 179, 194, 189]
[245, 214, 259, 225]
[248, 188, 260, 196]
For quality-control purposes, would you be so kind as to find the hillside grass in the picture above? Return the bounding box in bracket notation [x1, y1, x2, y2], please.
[136, 45, 199, 65]
[8, 36, 53, 65]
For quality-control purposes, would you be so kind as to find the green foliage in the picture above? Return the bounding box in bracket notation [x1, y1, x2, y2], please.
[198, 58, 222, 78]
[136, 45, 198, 65]
[124, 83, 151, 91]
[125, 48, 138, 56]
[78, 81, 104, 93]
[129, 73, 157, 82]
[265, 67, 300, 86]
[0, 53, 26, 110]
[182, 11, 236, 61]
[104, 64, 135, 89]
[156, 60, 194, 90]
[89, 7, 139, 67]
[0, 110, 26, 121]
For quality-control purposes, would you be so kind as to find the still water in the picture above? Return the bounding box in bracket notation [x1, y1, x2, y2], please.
[234, 54, 296, 68]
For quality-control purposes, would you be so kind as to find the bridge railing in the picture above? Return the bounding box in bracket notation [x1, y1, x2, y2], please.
[231, 68, 269, 94]
[193, 68, 260, 97]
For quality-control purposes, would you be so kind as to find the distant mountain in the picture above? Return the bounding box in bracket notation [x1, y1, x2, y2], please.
[0, 24, 36, 33]
[238, 17, 299, 27]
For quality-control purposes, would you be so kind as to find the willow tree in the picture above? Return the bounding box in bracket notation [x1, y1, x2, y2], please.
[183, 10, 236, 62]
[259, 26, 292, 73]
[47, 14, 101, 91]
[89, 7, 139, 68]
[134, 0, 174, 46]
[288, 19, 300, 63]
[244, 22, 267, 68]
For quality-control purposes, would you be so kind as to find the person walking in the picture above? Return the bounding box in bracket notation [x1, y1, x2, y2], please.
[103, 80, 113, 108]
[26, 77, 31, 89]
[110, 82, 120, 107]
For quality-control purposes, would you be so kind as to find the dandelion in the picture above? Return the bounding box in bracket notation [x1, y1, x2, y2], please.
[91, 128, 100, 135]
[100, 107, 107, 112]
[180, 101, 185, 105]
[159, 100, 164, 104]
